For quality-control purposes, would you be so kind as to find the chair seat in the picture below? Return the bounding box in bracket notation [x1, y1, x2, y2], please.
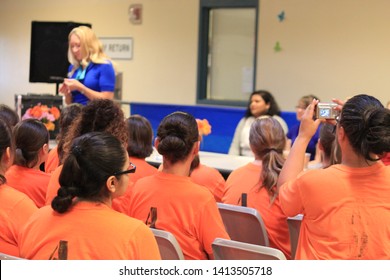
[217, 202, 269, 246]
[212, 238, 286, 260]
[150, 228, 185, 260]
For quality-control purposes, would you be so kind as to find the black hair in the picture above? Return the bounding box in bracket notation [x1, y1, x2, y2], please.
[126, 115, 154, 158]
[0, 104, 20, 127]
[156, 111, 199, 164]
[339, 94, 390, 161]
[0, 119, 14, 185]
[13, 119, 49, 168]
[52, 132, 127, 213]
[244, 90, 281, 118]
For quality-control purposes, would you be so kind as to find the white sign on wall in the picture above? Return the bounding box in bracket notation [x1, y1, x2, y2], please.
[100, 37, 133, 60]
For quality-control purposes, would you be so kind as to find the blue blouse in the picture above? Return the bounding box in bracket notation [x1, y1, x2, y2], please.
[68, 61, 115, 105]
[287, 123, 321, 160]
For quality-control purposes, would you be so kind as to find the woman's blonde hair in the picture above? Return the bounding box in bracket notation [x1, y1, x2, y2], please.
[67, 26, 116, 76]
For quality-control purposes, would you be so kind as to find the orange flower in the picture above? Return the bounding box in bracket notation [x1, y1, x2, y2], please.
[29, 105, 43, 118]
[22, 103, 61, 132]
[44, 121, 55, 131]
[196, 119, 212, 136]
[50, 106, 61, 120]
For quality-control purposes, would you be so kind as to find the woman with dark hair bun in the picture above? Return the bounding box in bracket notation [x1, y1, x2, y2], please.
[278, 94, 390, 259]
[120, 111, 229, 260]
[6, 119, 50, 208]
[0, 119, 37, 257]
[18, 132, 160, 260]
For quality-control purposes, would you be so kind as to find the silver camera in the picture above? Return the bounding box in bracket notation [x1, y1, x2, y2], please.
[316, 103, 339, 119]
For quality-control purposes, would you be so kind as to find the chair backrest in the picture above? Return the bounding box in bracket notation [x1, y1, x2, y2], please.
[217, 202, 269, 246]
[212, 238, 286, 260]
[0, 252, 24, 260]
[150, 228, 185, 260]
[287, 214, 303, 259]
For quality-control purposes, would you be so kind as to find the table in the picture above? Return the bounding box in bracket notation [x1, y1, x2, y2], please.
[146, 149, 253, 179]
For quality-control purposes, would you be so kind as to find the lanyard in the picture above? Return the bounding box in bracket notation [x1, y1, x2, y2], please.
[74, 64, 89, 80]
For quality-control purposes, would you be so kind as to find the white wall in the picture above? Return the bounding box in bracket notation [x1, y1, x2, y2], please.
[1, 0, 389, 113]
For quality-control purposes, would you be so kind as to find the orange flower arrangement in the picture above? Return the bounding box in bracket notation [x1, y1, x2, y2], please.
[22, 103, 61, 131]
[196, 118, 212, 137]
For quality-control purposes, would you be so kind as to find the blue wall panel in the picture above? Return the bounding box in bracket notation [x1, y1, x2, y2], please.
[130, 102, 298, 154]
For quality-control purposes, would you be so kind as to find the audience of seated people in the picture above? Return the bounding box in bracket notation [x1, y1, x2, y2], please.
[0, 118, 37, 257]
[18, 132, 161, 259]
[278, 95, 390, 259]
[45, 103, 83, 173]
[116, 111, 230, 260]
[5, 119, 51, 208]
[1, 94, 388, 260]
[223, 116, 291, 259]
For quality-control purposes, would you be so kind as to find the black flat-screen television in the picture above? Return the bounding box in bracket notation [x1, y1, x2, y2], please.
[29, 21, 92, 84]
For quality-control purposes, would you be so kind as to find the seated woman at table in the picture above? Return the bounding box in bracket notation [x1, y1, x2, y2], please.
[278, 95, 390, 259]
[229, 90, 288, 157]
[112, 114, 158, 212]
[223, 116, 291, 259]
[6, 119, 51, 208]
[120, 111, 229, 260]
[189, 154, 225, 202]
[18, 132, 161, 260]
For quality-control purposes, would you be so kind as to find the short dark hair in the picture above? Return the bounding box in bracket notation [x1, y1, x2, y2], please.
[0, 104, 19, 127]
[13, 119, 49, 168]
[52, 132, 127, 213]
[0, 118, 14, 185]
[126, 115, 153, 158]
[156, 111, 199, 164]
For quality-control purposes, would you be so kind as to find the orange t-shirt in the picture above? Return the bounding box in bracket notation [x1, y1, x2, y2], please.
[125, 172, 230, 260]
[6, 165, 51, 208]
[0, 184, 37, 257]
[222, 162, 291, 259]
[45, 165, 62, 205]
[190, 163, 225, 202]
[112, 157, 158, 212]
[45, 146, 60, 174]
[279, 162, 390, 259]
[18, 201, 161, 260]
